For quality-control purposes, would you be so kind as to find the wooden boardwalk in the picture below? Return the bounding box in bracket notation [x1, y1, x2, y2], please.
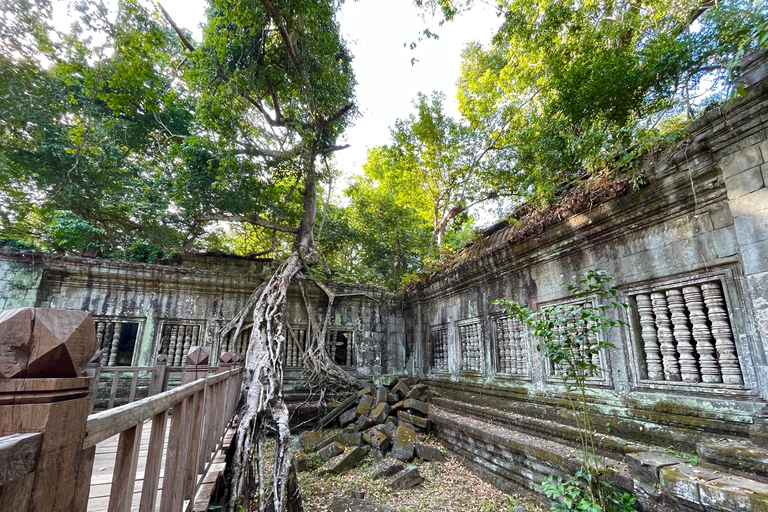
[88, 418, 170, 512]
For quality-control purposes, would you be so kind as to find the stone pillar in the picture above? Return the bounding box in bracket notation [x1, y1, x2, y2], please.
[0, 307, 98, 512]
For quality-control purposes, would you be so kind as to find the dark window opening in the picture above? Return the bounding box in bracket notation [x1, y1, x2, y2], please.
[115, 323, 139, 366]
[334, 331, 349, 366]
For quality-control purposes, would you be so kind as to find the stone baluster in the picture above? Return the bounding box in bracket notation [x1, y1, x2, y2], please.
[635, 294, 664, 380]
[346, 334, 353, 367]
[513, 319, 525, 374]
[108, 322, 120, 366]
[174, 326, 186, 366]
[168, 325, 178, 365]
[650, 292, 680, 381]
[181, 325, 192, 366]
[683, 285, 722, 383]
[666, 289, 700, 383]
[589, 331, 601, 378]
[500, 319, 511, 373]
[99, 322, 110, 366]
[702, 283, 744, 385]
[96, 321, 105, 348]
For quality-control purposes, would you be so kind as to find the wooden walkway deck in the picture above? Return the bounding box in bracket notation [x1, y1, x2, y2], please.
[88, 418, 170, 512]
[88, 413, 236, 512]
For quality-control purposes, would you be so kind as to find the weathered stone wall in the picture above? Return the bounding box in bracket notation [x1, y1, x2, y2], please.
[0, 248, 403, 377]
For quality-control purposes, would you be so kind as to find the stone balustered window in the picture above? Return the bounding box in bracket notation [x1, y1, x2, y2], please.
[493, 315, 528, 376]
[159, 323, 204, 366]
[633, 280, 744, 386]
[458, 321, 483, 372]
[96, 319, 141, 366]
[326, 330, 354, 367]
[430, 325, 448, 371]
[283, 328, 307, 367]
[220, 325, 251, 359]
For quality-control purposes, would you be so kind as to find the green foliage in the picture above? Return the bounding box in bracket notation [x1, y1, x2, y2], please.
[0, 238, 41, 252]
[125, 242, 167, 264]
[495, 270, 633, 511]
[43, 211, 104, 254]
[666, 446, 702, 466]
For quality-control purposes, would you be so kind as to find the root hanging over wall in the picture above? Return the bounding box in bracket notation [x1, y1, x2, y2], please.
[227, 250, 362, 512]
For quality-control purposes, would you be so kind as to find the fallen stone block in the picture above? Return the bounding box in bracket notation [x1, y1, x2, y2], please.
[315, 432, 343, 452]
[358, 387, 373, 397]
[398, 420, 415, 431]
[391, 426, 416, 462]
[375, 386, 389, 406]
[319, 393, 359, 429]
[403, 398, 429, 416]
[385, 465, 423, 490]
[627, 451, 689, 483]
[351, 490, 365, 500]
[317, 441, 345, 462]
[371, 448, 384, 463]
[371, 402, 390, 424]
[294, 450, 310, 472]
[380, 421, 397, 439]
[357, 394, 374, 416]
[385, 416, 398, 428]
[330, 497, 393, 512]
[405, 384, 428, 400]
[390, 401, 404, 414]
[371, 459, 405, 480]
[393, 380, 410, 398]
[356, 414, 373, 431]
[387, 393, 399, 404]
[297, 431, 324, 453]
[363, 431, 391, 451]
[397, 411, 431, 430]
[414, 443, 445, 462]
[340, 408, 357, 428]
[319, 446, 367, 475]
[340, 432, 363, 447]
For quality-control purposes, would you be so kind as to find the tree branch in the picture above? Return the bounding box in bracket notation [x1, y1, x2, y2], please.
[158, 3, 196, 52]
[199, 213, 299, 234]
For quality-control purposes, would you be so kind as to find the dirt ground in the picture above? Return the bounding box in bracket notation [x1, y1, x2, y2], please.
[297, 434, 545, 512]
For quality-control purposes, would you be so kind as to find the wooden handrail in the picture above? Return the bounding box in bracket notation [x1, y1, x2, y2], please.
[83, 368, 240, 449]
[0, 433, 42, 486]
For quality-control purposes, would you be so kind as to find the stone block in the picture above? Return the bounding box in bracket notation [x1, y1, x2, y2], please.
[730, 188, 768, 217]
[398, 420, 416, 431]
[658, 464, 719, 509]
[405, 384, 428, 400]
[726, 166, 766, 200]
[318, 446, 367, 475]
[340, 432, 363, 447]
[294, 451, 310, 472]
[709, 203, 735, 229]
[374, 386, 388, 406]
[371, 402, 390, 424]
[340, 408, 357, 428]
[710, 227, 739, 258]
[391, 426, 417, 462]
[626, 451, 688, 483]
[385, 416, 398, 427]
[350, 490, 365, 500]
[371, 448, 385, 463]
[393, 380, 410, 398]
[297, 431, 323, 453]
[734, 209, 768, 245]
[720, 145, 763, 179]
[380, 421, 397, 439]
[397, 411, 431, 430]
[741, 239, 768, 275]
[330, 497, 393, 512]
[356, 415, 373, 431]
[317, 441, 345, 462]
[363, 431, 391, 451]
[386, 393, 399, 404]
[414, 443, 445, 462]
[316, 432, 343, 452]
[385, 465, 423, 490]
[371, 459, 405, 480]
[403, 399, 429, 416]
[390, 400, 405, 414]
[358, 387, 373, 396]
[357, 394, 374, 416]
[697, 439, 768, 477]
[699, 475, 768, 512]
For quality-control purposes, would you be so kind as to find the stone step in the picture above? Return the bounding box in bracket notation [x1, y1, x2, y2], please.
[697, 438, 768, 481]
[431, 404, 768, 512]
[433, 397, 655, 458]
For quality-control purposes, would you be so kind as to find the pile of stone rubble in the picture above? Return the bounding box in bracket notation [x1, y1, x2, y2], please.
[293, 379, 443, 492]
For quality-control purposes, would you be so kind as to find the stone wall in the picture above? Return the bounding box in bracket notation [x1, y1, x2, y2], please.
[0, 248, 403, 378]
[402, 51, 768, 510]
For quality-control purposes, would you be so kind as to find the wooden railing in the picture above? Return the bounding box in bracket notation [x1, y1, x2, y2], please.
[0, 308, 244, 512]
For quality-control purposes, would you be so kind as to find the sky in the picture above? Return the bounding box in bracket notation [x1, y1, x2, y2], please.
[157, 0, 504, 180]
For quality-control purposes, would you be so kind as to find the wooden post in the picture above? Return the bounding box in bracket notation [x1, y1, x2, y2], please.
[182, 346, 210, 385]
[149, 354, 169, 396]
[85, 350, 103, 414]
[0, 307, 98, 512]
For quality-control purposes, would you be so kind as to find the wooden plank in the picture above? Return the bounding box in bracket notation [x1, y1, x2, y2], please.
[107, 423, 143, 512]
[128, 371, 139, 403]
[74, 444, 96, 512]
[183, 389, 205, 501]
[84, 379, 206, 449]
[108, 371, 121, 410]
[139, 412, 168, 512]
[159, 399, 185, 512]
[171, 395, 193, 509]
[0, 432, 42, 486]
[0, 470, 35, 511]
